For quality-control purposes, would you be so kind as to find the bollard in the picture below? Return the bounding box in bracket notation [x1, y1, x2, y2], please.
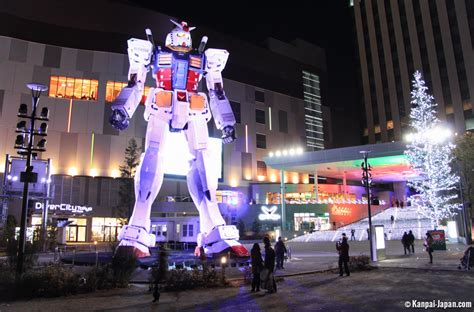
[95, 250, 99, 267]
[72, 249, 76, 266]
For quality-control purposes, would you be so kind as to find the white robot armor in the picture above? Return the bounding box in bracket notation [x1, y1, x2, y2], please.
[110, 20, 249, 258]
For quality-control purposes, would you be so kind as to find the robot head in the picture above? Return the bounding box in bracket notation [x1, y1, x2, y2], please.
[165, 20, 196, 52]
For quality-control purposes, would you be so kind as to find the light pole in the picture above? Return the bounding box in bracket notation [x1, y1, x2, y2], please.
[16, 83, 48, 278]
[360, 150, 375, 262]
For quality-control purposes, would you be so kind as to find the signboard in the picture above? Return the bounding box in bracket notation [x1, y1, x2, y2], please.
[258, 205, 281, 221]
[35, 202, 93, 214]
[428, 230, 446, 250]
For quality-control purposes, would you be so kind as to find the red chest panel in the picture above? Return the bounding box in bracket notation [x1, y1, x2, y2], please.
[187, 70, 200, 92]
[156, 68, 172, 90]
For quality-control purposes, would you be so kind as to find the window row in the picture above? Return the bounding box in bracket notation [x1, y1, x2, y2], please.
[48, 76, 150, 104]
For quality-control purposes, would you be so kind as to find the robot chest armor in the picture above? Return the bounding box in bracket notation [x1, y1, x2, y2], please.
[155, 52, 203, 92]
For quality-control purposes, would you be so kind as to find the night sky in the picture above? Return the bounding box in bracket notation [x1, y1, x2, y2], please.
[125, 0, 361, 145]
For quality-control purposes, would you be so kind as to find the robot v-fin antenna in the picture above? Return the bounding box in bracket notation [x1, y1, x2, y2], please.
[170, 19, 182, 29]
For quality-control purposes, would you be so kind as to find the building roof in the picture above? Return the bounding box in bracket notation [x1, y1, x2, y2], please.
[263, 142, 417, 183]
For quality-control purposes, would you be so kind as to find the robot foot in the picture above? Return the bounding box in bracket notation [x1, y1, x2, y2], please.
[116, 240, 151, 258]
[204, 239, 250, 258]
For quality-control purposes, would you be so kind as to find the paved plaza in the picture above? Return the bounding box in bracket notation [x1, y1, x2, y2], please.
[1, 240, 472, 311]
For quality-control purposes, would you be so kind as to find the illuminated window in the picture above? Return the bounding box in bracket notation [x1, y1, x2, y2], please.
[257, 161, 267, 176]
[48, 76, 98, 100]
[105, 81, 151, 105]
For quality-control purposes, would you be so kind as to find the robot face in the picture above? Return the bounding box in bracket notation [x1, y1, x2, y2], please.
[165, 20, 195, 52]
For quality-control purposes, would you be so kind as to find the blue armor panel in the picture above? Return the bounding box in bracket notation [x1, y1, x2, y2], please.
[172, 58, 189, 90]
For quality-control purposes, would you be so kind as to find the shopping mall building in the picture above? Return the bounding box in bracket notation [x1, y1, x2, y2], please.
[0, 0, 426, 244]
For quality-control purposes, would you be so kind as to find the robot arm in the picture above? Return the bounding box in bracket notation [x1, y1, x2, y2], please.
[110, 36, 153, 130]
[204, 48, 236, 144]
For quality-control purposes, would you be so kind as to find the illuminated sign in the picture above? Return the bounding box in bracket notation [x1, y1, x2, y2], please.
[258, 205, 281, 221]
[162, 132, 222, 178]
[35, 202, 93, 214]
[375, 226, 385, 249]
[331, 205, 351, 216]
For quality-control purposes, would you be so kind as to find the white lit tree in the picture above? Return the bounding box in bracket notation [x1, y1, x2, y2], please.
[404, 71, 460, 229]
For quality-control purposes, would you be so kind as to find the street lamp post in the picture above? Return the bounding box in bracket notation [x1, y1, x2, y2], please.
[16, 83, 48, 278]
[360, 150, 375, 262]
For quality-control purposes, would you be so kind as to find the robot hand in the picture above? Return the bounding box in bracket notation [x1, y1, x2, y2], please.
[221, 125, 236, 144]
[109, 108, 130, 130]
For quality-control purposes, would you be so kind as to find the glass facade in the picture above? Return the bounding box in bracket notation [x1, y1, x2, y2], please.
[91, 217, 123, 242]
[302, 71, 324, 150]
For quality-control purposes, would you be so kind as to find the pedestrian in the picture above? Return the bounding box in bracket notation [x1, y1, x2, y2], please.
[400, 201, 404, 208]
[366, 228, 370, 240]
[263, 236, 277, 293]
[152, 245, 168, 303]
[274, 237, 287, 269]
[250, 243, 263, 292]
[350, 229, 355, 241]
[395, 199, 399, 207]
[336, 233, 350, 277]
[407, 230, 415, 253]
[424, 232, 434, 264]
[402, 231, 410, 255]
[390, 215, 394, 224]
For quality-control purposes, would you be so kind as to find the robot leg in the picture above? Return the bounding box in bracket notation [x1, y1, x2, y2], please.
[185, 120, 249, 257]
[118, 117, 169, 257]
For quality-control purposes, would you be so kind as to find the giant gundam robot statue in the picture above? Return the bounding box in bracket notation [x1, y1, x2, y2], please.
[109, 20, 249, 258]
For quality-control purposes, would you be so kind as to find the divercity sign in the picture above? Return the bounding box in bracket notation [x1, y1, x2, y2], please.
[258, 205, 281, 221]
[35, 202, 93, 214]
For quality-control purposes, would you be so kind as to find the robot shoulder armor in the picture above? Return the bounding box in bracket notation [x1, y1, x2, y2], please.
[204, 48, 229, 72]
[127, 38, 153, 64]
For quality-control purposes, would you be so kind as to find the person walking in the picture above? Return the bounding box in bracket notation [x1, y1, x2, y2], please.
[390, 215, 395, 224]
[274, 237, 287, 269]
[366, 228, 370, 240]
[407, 230, 415, 253]
[263, 236, 277, 293]
[250, 243, 263, 292]
[350, 229, 356, 241]
[402, 231, 410, 255]
[336, 233, 350, 277]
[424, 232, 434, 264]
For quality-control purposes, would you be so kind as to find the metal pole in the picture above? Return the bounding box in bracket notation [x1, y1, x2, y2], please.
[17, 95, 38, 277]
[361, 151, 375, 262]
[280, 169, 286, 231]
[42, 158, 51, 252]
[17, 83, 47, 278]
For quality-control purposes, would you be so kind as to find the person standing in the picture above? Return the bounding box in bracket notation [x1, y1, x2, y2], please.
[366, 228, 370, 240]
[402, 232, 410, 255]
[250, 243, 263, 292]
[263, 236, 277, 293]
[274, 237, 287, 269]
[336, 233, 350, 277]
[424, 232, 434, 264]
[350, 229, 356, 241]
[407, 230, 415, 253]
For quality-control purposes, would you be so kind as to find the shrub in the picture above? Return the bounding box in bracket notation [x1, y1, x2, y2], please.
[348, 255, 371, 271]
[19, 264, 80, 298]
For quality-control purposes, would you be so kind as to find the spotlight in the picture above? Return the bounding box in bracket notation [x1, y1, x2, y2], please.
[7, 175, 12, 180]
[282, 150, 288, 156]
[269, 152, 274, 157]
[275, 151, 281, 157]
[40, 107, 49, 119]
[12, 176, 18, 182]
[15, 135, 24, 146]
[18, 103, 28, 115]
[16, 121, 27, 131]
[289, 149, 295, 156]
[37, 138, 47, 149]
[296, 147, 304, 154]
[38, 122, 48, 134]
